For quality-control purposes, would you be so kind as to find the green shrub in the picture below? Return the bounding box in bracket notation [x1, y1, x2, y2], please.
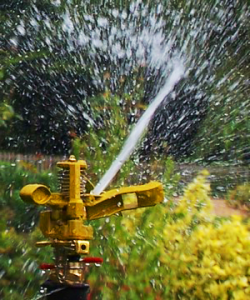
[87, 172, 250, 299]
[0, 161, 56, 299]
[0, 209, 52, 300]
[0, 161, 57, 231]
[227, 184, 250, 209]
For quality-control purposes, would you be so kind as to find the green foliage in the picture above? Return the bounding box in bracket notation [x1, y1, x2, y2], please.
[0, 161, 57, 231]
[0, 162, 56, 299]
[88, 172, 250, 299]
[191, 61, 250, 162]
[0, 103, 17, 127]
[0, 210, 52, 300]
[162, 156, 181, 198]
[226, 184, 250, 209]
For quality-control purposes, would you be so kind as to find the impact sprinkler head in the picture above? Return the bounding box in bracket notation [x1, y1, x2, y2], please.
[20, 155, 164, 285]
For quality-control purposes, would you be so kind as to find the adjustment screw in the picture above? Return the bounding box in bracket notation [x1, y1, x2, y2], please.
[69, 155, 77, 162]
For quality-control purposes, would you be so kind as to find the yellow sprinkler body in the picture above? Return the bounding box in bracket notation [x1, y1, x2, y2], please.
[20, 155, 164, 285]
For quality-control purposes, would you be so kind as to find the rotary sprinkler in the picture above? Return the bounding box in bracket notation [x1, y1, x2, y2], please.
[20, 155, 164, 299]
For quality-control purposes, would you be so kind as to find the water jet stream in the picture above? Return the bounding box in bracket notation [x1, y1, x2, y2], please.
[92, 63, 184, 195]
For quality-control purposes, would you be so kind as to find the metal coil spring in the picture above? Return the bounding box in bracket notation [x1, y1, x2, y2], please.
[58, 169, 86, 197]
[80, 173, 87, 196]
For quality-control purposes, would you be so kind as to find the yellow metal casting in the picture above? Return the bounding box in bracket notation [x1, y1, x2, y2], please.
[19, 155, 164, 284]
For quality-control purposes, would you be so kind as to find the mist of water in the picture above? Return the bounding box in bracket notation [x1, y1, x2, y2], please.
[1, 1, 249, 167]
[92, 63, 184, 195]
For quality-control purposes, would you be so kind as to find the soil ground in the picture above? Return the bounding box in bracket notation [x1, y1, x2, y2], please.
[211, 199, 249, 217]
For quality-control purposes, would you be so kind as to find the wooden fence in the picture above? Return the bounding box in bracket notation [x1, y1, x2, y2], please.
[0, 152, 65, 171]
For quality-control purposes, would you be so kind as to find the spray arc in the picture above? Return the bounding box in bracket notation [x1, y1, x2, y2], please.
[20, 155, 164, 297]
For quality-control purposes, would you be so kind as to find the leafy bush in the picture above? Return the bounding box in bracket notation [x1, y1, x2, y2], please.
[0, 210, 52, 300]
[227, 184, 250, 209]
[0, 161, 57, 231]
[0, 162, 56, 299]
[88, 172, 250, 299]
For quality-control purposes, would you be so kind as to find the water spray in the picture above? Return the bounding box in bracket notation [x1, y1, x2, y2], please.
[92, 63, 184, 195]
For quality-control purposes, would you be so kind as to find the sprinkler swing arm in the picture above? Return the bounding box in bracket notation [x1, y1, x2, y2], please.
[20, 155, 164, 297]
